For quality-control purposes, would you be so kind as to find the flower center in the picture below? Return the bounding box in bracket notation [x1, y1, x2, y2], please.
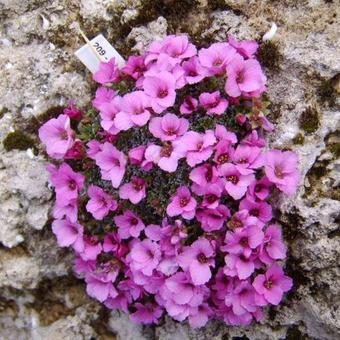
[158, 89, 168, 98]
[130, 217, 139, 225]
[213, 58, 223, 67]
[59, 130, 68, 140]
[205, 167, 213, 182]
[68, 179, 77, 190]
[133, 181, 143, 191]
[197, 253, 208, 263]
[188, 70, 197, 77]
[180, 197, 189, 207]
[255, 184, 263, 192]
[206, 194, 217, 204]
[250, 209, 259, 217]
[274, 166, 284, 178]
[238, 158, 248, 164]
[240, 237, 248, 247]
[217, 153, 229, 164]
[229, 218, 243, 229]
[264, 280, 273, 289]
[166, 128, 176, 136]
[236, 71, 245, 83]
[227, 175, 239, 184]
[160, 143, 173, 157]
[196, 141, 203, 150]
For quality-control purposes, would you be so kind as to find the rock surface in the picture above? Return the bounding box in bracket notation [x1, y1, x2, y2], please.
[0, 0, 339, 339]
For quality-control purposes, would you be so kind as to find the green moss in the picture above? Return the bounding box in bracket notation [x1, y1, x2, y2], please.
[317, 74, 339, 108]
[0, 106, 9, 119]
[257, 41, 282, 71]
[299, 106, 320, 134]
[3, 130, 35, 152]
[292, 132, 305, 145]
[286, 325, 308, 340]
[329, 143, 340, 159]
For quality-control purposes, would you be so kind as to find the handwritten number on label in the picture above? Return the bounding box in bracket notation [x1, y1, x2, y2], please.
[93, 42, 106, 56]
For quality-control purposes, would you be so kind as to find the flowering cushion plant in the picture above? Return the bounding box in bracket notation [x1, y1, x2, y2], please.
[39, 35, 299, 328]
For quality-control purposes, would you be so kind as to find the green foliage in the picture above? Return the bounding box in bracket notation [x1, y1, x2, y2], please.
[299, 106, 320, 134]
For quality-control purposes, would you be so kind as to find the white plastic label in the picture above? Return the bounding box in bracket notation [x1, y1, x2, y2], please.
[75, 34, 125, 73]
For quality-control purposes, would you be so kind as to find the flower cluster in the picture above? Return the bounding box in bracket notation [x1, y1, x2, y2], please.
[39, 35, 299, 328]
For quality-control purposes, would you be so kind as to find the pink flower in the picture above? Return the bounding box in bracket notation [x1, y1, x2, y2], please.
[53, 198, 78, 223]
[247, 177, 272, 201]
[166, 186, 197, 220]
[145, 142, 185, 172]
[222, 226, 264, 258]
[99, 96, 121, 134]
[85, 261, 120, 301]
[119, 176, 146, 204]
[188, 304, 211, 328]
[264, 150, 299, 195]
[86, 185, 117, 220]
[179, 96, 198, 115]
[178, 238, 215, 285]
[198, 42, 236, 75]
[86, 140, 102, 160]
[64, 140, 85, 160]
[241, 130, 266, 148]
[253, 264, 293, 305]
[114, 91, 151, 130]
[94, 142, 127, 188]
[219, 163, 255, 200]
[199, 91, 228, 116]
[63, 100, 83, 120]
[223, 253, 258, 280]
[232, 145, 263, 175]
[122, 55, 146, 80]
[78, 236, 102, 261]
[130, 303, 163, 324]
[114, 210, 145, 239]
[39, 114, 74, 159]
[239, 197, 273, 223]
[213, 140, 235, 166]
[149, 113, 189, 141]
[92, 87, 116, 111]
[130, 239, 161, 276]
[179, 130, 216, 167]
[189, 164, 220, 195]
[128, 145, 153, 171]
[196, 204, 230, 232]
[143, 71, 176, 113]
[146, 35, 196, 64]
[259, 224, 287, 264]
[103, 232, 128, 257]
[52, 219, 84, 252]
[225, 55, 266, 97]
[201, 184, 223, 209]
[47, 163, 84, 203]
[224, 279, 258, 317]
[228, 36, 258, 59]
[182, 57, 206, 84]
[93, 57, 120, 84]
[215, 124, 238, 144]
[227, 209, 262, 230]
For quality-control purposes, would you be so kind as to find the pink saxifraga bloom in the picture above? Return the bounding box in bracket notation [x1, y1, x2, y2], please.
[179, 130, 216, 167]
[145, 142, 185, 173]
[196, 204, 230, 232]
[92, 87, 116, 111]
[130, 303, 163, 324]
[86, 185, 118, 220]
[119, 176, 146, 204]
[114, 210, 145, 239]
[199, 91, 228, 116]
[114, 91, 151, 130]
[228, 36, 258, 59]
[219, 163, 255, 200]
[52, 219, 84, 252]
[93, 57, 120, 84]
[166, 186, 197, 220]
[253, 264, 293, 305]
[225, 55, 266, 98]
[39, 114, 74, 159]
[130, 239, 161, 276]
[94, 142, 127, 188]
[182, 56, 206, 84]
[143, 71, 176, 113]
[180, 96, 198, 115]
[264, 150, 299, 195]
[122, 55, 146, 80]
[149, 113, 189, 141]
[178, 238, 215, 285]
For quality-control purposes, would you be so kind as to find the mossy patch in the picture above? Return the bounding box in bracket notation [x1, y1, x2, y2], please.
[317, 73, 339, 108]
[257, 41, 282, 72]
[0, 106, 9, 119]
[286, 325, 309, 340]
[3, 130, 35, 152]
[299, 106, 320, 134]
[292, 132, 305, 145]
